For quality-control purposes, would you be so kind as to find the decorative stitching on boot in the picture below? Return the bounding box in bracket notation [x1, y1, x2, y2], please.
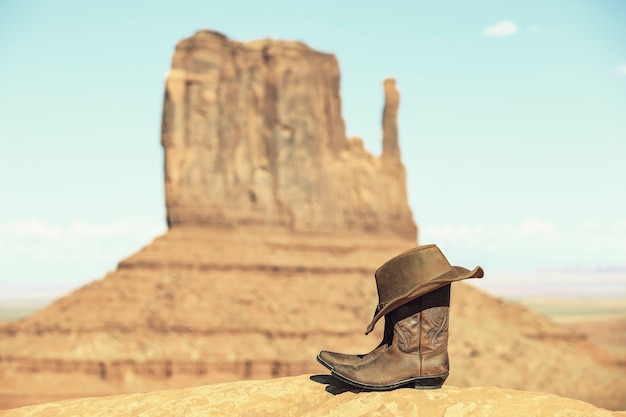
[395, 312, 421, 353]
[423, 306, 449, 355]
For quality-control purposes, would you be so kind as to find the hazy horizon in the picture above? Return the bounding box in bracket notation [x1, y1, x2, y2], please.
[1, 266, 625, 302]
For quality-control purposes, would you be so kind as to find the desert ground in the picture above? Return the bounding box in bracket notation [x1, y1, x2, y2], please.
[518, 296, 626, 357]
[0, 300, 49, 323]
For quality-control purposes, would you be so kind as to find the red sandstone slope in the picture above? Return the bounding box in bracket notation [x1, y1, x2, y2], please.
[1, 226, 624, 410]
[0, 227, 415, 408]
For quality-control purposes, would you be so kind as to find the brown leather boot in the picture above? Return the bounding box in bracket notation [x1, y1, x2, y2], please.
[316, 314, 395, 371]
[317, 244, 483, 390]
[331, 284, 451, 390]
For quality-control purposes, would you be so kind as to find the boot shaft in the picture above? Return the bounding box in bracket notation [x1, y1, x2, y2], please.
[391, 284, 450, 376]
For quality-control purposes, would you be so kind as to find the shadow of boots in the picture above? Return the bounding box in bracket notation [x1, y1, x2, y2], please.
[309, 374, 372, 395]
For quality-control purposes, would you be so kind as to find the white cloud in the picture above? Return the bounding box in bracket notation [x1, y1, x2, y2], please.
[3, 218, 166, 241]
[0, 217, 168, 291]
[617, 64, 626, 76]
[426, 217, 555, 243]
[518, 218, 555, 237]
[12, 220, 61, 238]
[612, 220, 626, 231]
[424, 224, 484, 247]
[421, 217, 626, 271]
[70, 220, 126, 238]
[483, 20, 519, 37]
[0, 217, 166, 260]
[69, 218, 164, 239]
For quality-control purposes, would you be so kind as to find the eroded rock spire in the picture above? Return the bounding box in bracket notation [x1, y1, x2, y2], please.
[161, 30, 416, 240]
[382, 78, 401, 161]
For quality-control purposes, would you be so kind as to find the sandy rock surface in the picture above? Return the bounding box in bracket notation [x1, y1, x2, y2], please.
[2, 374, 624, 417]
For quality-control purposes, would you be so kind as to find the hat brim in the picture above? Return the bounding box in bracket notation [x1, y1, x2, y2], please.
[365, 265, 484, 334]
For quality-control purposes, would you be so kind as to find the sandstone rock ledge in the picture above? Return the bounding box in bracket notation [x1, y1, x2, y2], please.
[2, 375, 624, 417]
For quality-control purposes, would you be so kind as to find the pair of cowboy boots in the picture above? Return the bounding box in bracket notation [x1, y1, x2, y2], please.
[317, 244, 483, 390]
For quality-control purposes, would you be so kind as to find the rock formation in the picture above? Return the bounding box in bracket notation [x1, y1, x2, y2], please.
[162, 30, 416, 239]
[3, 375, 624, 417]
[382, 78, 401, 161]
[0, 30, 624, 412]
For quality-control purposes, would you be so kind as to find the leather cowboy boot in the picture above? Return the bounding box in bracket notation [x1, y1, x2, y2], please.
[316, 313, 395, 371]
[331, 284, 451, 390]
[316, 244, 483, 390]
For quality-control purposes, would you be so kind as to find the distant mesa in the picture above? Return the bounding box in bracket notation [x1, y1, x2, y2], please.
[162, 29, 417, 240]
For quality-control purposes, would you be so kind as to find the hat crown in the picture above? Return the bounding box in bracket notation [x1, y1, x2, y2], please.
[374, 244, 453, 307]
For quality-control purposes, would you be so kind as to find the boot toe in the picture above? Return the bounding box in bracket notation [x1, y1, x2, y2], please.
[317, 350, 346, 371]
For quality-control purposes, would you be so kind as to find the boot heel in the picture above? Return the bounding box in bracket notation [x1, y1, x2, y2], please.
[413, 375, 447, 390]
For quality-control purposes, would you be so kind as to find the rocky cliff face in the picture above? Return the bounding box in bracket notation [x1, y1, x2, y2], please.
[162, 30, 416, 239]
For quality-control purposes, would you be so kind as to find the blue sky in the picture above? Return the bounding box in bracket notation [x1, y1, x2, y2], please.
[1, 0, 625, 299]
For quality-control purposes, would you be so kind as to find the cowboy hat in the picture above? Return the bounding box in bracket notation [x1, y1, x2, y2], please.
[365, 244, 483, 334]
